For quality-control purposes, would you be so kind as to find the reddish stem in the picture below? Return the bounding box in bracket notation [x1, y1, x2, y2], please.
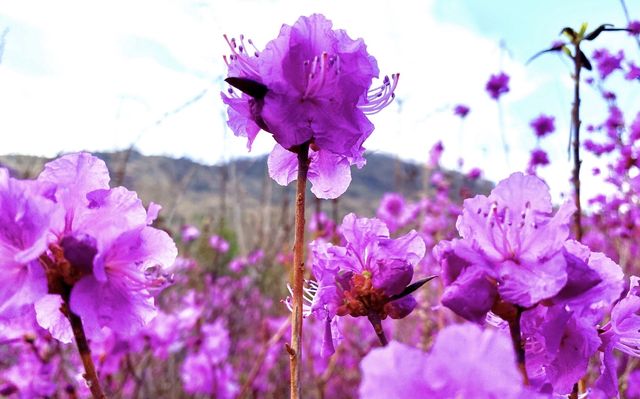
[572, 43, 583, 241]
[289, 142, 310, 399]
[367, 312, 389, 347]
[64, 301, 107, 399]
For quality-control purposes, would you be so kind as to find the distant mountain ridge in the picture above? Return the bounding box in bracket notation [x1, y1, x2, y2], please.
[0, 150, 493, 234]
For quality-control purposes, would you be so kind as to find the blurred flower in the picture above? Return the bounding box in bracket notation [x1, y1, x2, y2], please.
[376, 193, 417, 233]
[485, 72, 510, 100]
[180, 320, 238, 398]
[467, 167, 482, 180]
[181, 225, 200, 243]
[208, 235, 230, 253]
[453, 104, 470, 118]
[627, 62, 640, 80]
[530, 114, 555, 138]
[597, 276, 640, 397]
[593, 49, 624, 80]
[628, 20, 640, 36]
[527, 148, 550, 174]
[360, 323, 535, 398]
[427, 141, 444, 168]
[222, 14, 397, 199]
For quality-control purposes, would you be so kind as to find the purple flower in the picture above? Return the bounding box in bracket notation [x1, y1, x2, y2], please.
[0, 169, 55, 320]
[223, 14, 397, 199]
[592, 48, 624, 80]
[360, 323, 535, 398]
[518, 240, 623, 395]
[627, 370, 640, 398]
[181, 225, 200, 242]
[467, 167, 482, 180]
[628, 20, 640, 36]
[530, 114, 556, 137]
[428, 141, 444, 168]
[376, 193, 416, 233]
[485, 72, 510, 100]
[527, 149, 550, 174]
[180, 320, 238, 397]
[308, 211, 336, 239]
[208, 235, 230, 253]
[435, 172, 576, 320]
[453, 104, 470, 118]
[267, 143, 360, 199]
[308, 213, 425, 356]
[359, 341, 430, 398]
[596, 276, 640, 397]
[627, 62, 640, 80]
[33, 153, 177, 341]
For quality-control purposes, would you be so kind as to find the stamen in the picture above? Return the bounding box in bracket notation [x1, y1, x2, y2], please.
[223, 34, 260, 78]
[359, 73, 400, 114]
[284, 280, 317, 317]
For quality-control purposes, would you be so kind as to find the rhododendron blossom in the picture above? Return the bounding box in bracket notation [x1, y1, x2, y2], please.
[222, 14, 397, 198]
[306, 213, 425, 357]
[0, 153, 177, 342]
[435, 172, 576, 321]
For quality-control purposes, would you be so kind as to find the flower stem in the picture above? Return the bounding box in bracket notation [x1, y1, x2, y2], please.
[367, 312, 389, 347]
[289, 142, 310, 399]
[507, 306, 529, 386]
[571, 44, 583, 241]
[63, 300, 107, 399]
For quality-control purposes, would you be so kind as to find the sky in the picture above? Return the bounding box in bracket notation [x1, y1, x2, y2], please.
[1, 0, 639, 202]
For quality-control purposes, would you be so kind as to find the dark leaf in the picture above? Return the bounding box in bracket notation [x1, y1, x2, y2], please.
[225, 77, 268, 100]
[527, 45, 563, 65]
[584, 24, 614, 40]
[560, 27, 577, 41]
[577, 49, 592, 71]
[386, 275, 437, 303]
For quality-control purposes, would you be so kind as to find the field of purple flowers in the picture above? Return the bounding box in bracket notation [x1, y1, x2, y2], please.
[4, 9, 640, 399]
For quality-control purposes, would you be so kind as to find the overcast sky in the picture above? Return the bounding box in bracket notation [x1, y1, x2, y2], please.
[1, 0, 639, 202]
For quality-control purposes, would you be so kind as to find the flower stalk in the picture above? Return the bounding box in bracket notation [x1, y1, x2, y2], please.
[571, 43, 584, 241]
[367, 312, 389, 347]
[64, 300, 107, 399]
[290, 142, 310, 399]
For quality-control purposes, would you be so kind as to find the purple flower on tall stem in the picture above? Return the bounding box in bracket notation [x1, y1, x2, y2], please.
[222, 13, 397, 199]
[453, 104, 470, 118]
[306, 213, 427, 357]
[530, 114, 556, 138]
[485, 72, 510, 100]
[222, 14, 397, 398]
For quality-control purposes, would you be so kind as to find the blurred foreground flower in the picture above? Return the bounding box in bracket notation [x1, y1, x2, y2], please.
[359, 323, 543, 398]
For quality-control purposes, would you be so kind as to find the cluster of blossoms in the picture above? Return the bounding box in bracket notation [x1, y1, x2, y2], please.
[0, 153, 177, 343]
[433, 172, 636, 396]
[222, 14, 398, 198]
